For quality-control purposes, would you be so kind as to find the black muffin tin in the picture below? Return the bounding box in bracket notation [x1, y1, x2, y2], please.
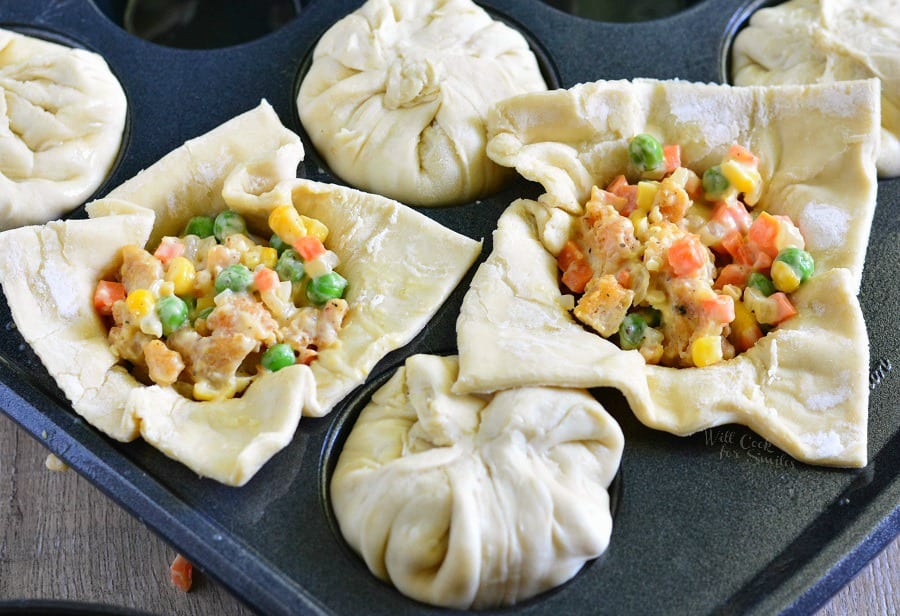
[0, 1, 898, 614]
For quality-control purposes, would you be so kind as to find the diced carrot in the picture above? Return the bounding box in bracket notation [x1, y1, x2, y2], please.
[714, 263, 750, 289]
[742, 240, 774, 271]
[769, 292, 798, 324]
[606, 174, 629, 194]
[731, 324, 763, 352]
[606, 175, 638, 215]
[615, 268, 632, 289]
[667, 235, 708, 277]
[590, 188, 627, 212]
[701, 294, 735, 324]
[747, 212, 781, 258]
[663, 144, 681, 174]
[727, 144, 759, 167]
[253, 267, 279, 293]
[169, 554, 193, 592]
[293, 235, 326, 262]
[562, 261, 594, 293]
[558, 240, 584, 272]
[720, 230, 745, 261]
[712, 199, 753, 234]
[153, 237, 184, 265]
[558, 240, 593, 293]
[93, 280, 126, 316]
[721, 231, 772, 271]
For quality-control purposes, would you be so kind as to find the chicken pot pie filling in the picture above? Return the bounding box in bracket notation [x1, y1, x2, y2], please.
[331, 354, 624, 609]
[561, 136, 816, 369]
[97, 207, 350, 402]
[455, 78, 878, 467]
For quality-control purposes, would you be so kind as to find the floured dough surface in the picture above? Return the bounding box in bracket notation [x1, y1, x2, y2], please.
[297, 0, 547, 207]
[0, 101, 481, 485]
[731, 0, 900, 178]
[0, 28, 127, 229]
[331, 354, 623, 609]
[455, 79, 879, 467]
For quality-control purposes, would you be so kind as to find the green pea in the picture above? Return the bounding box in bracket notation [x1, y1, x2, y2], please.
[157, 295, 189, 336]
[702, 165, 730, 197]
[260, 343, 296, 372]
[269, 233, 290, 255]
[275, 249, 305, 282]
[213, 210, 247, 242]
[747, 272, 776, 297]
[635, 307, 662, 328]
[618, 313, 647, 350]
[183, 216, 215, 239]
[306, 272, 348, 305]
[628, 134, 664, 172]
[775, 247, 814, 282]
[215, 263, 253, 294]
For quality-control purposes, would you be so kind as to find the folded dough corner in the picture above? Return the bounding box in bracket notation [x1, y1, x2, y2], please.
[0, 101, 481, 486]
[455, 78, 879, 468]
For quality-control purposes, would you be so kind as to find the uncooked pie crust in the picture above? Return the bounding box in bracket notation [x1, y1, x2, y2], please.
[455, 78, 879, 468]
[0, 101, 481, 485]
[0, 28, 127, 229]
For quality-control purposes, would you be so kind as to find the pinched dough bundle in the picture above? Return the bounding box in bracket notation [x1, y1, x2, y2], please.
[331, 354, 624, 609]
[455, 78, 880, 468]
[731, 0, 900, 178]
[0, 28, 127, 229]
[0, 102, 481, 486]
[297, 0, 547, 207]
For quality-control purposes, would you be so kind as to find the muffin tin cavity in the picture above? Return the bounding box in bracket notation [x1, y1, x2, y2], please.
[91, 0, 302, 49]
[541, 0, 702, 22]
[718, 0, 775, 83]
[0, 0, 897, 614]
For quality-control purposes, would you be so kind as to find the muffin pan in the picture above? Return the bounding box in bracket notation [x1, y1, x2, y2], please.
[0, 0, 898, 614]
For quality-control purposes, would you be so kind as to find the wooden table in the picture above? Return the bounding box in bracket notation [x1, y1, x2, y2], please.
[1, 411, 897, 615]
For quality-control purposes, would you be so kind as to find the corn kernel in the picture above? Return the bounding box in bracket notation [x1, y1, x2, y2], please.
[165, 257, 196, 296]
[195, 294, 215, 313]
[774, 217, 805, 253]
[636, 181, 658, 212]
[268, 204, 306, 245]
[743, 286, 779, 325]
[629, 210, 648, 238]
[125, 289, 155, 318]
[300, 215, 329, 242]
[731, 298, 757, 333]
[771, 259, 802, 293]
[691, 335, 723, 367]
[241, 246, 263, 270]
[258, 246, 278, 269]
[721, 160, 761, 204]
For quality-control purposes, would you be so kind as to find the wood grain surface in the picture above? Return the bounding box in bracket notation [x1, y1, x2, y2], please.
[1, 411, 896, 615]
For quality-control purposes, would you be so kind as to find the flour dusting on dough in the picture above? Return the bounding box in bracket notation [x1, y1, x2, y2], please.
[798, 202, 850, 250]
[801, 429, 844, 458]
[805, 373, 851, 411]
[42, 260, 79, 319]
